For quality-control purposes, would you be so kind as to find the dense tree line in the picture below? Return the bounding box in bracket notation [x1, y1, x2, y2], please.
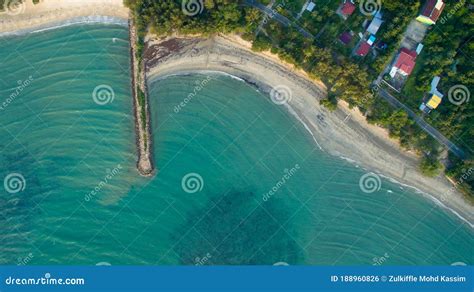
[124, 0, 472, 198]
[124, 0, 253, 35]
[404, 0, 474, 196]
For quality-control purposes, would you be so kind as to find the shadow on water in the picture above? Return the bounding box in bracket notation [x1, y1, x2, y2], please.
[0, 143, 51, 264]
[171, 189, 304, 265]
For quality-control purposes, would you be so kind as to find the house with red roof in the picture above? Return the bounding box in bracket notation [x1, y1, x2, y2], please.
[356, 42, 371, 57]
[337, 0, 356, 20]
[389, 48, 418, 78]
[416, 0, 445, 25]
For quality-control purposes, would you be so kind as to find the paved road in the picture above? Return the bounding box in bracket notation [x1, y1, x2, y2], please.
[244, 0, 315, 39]
[371, 17, 464, 158]
[245, 0, 465, 158]
[255, 0, 276, 35]
[378, 87, 465, 158]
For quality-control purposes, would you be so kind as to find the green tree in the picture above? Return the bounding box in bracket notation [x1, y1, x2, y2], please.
[420, 155, 443, 177]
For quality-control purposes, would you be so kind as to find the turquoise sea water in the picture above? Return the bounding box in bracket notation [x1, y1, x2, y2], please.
[0, 25, 472, 265]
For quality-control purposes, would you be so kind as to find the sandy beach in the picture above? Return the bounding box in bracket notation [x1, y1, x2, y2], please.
[145, 35, 473, 227]
[0, 0, 128, 35]
[1, 1, 472, 227]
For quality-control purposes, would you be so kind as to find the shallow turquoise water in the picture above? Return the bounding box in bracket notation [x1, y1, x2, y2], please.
[0, 25, 472, 265]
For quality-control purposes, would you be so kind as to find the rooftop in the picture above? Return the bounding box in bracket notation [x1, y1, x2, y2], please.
[356, 42, 371, 56]
[426, 94, 442, 109]
[420, 0, 445, 22]
[393, 48, 417, 75]
[367, 35, 376, 45]
[339, 32, 353, 44]
[341, 1, 356, 16]
[367, 15, 383, 35]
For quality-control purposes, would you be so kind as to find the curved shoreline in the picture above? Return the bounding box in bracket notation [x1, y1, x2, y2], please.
[1, 5, 472, 227]
[0, 0, 129, 35]
[145, 35, 473, 228]
[0, 15, 128, 37]
[150, 70, 474, 229]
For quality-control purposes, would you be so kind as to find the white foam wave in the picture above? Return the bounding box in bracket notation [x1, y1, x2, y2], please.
[201, 70, 246, 83]
[0, 16, 128, 37]
[339, 155, 473, 229]
[339, 155, 358, 165]
[380, 173, 473, 229]
[285, 105, 323, 151]
[149, 70, 473, 229]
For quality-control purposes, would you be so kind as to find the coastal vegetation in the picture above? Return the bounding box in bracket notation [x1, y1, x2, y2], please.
[129, 5, 150, 154]
[127, 6, 153, 175]
[0, 0, 472, 266]
[401, 1, 473, 196]
[123, 0, 472, 198]
[137, 88, 147, 147]
[420, 155, 443, 177]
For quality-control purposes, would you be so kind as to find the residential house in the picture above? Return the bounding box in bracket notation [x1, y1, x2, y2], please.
[306, 1, 316, 12]
[356, 42, 371, 56]
[419, 76, 444, 113]
[416, 0, 445, 25]
[339, 31, 353, 45]
[355, 35, 377, 57]
[389, 48, 418, 78]
[338, 0, 356, 19]
[420, 94, 443, 113]
[367, 11, 383, 35]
